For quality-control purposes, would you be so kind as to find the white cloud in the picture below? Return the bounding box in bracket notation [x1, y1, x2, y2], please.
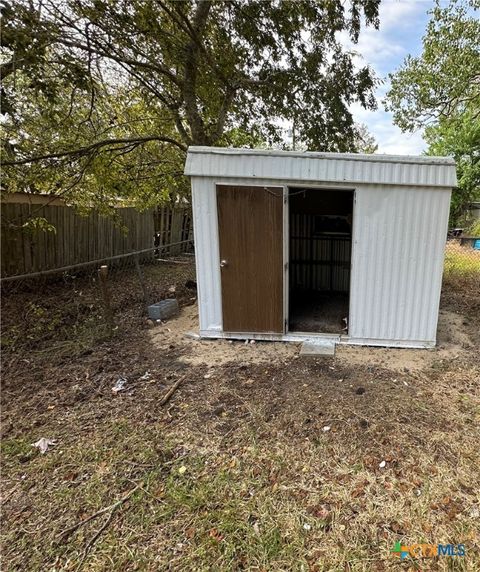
[375, 0, 428, 29]
[350, 100, 426, 155]
[337, 0, 432, 154]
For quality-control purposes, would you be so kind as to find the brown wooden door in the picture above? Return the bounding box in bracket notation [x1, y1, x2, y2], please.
[217, 185, 284, 333]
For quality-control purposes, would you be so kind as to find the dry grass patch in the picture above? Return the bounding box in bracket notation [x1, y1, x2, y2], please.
[1, 270, 479, 571]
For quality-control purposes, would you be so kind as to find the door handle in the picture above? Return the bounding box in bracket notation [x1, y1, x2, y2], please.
[220, 259, 228, 268]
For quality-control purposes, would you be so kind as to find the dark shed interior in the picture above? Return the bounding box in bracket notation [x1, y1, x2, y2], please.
[289, 188, 354, 334]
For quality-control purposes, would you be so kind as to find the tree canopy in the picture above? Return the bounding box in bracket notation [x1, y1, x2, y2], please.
[1, 0, 381, 209]
[386, 0, 479, 132]
[386, 0, 480, 224]
[425, 106, 480, 224]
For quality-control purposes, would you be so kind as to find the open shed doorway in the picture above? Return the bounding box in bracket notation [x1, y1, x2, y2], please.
[288, 188, 354, 334]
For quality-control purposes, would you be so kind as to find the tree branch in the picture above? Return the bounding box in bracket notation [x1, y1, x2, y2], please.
[59, 37, 181, 88]
[2, 136, 187, 166]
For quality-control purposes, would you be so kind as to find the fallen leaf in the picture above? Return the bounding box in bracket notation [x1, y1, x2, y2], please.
[308, 505, 330, 520]
[423, 522, 433, 533]
[208, 528, 223, 542]
[379, 460, 386, 469]
[447, 508, 460, 520]
[178, 466, 187, 475]
[185, 527, 195, 539]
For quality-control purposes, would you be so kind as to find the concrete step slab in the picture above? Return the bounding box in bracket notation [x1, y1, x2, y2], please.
[300, 340, 336, 357]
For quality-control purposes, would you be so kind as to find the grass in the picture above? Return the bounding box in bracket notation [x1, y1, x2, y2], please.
[443, 241, 480, 282]
[3, 360, 480, 570]
[2, 396, 479, 570]
[1, 257, 480, 571]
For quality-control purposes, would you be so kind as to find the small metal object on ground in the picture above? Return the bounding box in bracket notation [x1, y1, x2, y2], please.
[300, 340, 336, 357]
[148, 299, 179, 321]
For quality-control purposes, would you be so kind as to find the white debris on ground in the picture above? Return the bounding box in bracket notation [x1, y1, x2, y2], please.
[32, 438, 57, 454]
[112, 377, 127, 393]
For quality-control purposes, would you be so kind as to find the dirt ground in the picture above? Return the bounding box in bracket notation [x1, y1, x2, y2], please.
[150, 304, 299, 367]
[1, 264, 479, 571]
[150, 304, 473, 372]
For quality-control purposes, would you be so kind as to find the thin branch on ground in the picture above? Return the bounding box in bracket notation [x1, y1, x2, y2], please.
[58, 482, 142, 541]
[159, 375, 186, 406]
[75, 510, 115, 571]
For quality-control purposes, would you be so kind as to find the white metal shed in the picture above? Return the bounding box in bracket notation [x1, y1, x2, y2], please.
[185, 146, 456, 349]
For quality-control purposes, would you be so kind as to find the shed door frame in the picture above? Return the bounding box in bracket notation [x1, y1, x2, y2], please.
[285, 185, 356, 336]
[214, 181, 356, 337]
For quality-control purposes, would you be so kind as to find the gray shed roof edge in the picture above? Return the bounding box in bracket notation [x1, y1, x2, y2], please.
[185, 145, 456, 167]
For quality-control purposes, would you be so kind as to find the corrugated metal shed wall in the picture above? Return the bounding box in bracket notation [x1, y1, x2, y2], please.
[348, 185, 451, 345]
[290, 214, 351, 292]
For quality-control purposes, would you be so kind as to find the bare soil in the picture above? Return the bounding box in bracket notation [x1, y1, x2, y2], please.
[150, 303, 474, 373]
[1, 263, 479, 571]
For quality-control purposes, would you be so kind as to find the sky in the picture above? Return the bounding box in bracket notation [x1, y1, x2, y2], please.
[342, 0, 439, 155]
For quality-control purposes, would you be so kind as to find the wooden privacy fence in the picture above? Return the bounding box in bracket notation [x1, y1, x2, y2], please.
[1, 195, 193, 277]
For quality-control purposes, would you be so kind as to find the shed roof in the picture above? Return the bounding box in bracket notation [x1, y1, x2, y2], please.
[185, 146, 457, 189]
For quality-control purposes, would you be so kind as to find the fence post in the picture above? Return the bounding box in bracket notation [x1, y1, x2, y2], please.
[134, 253, 150, 314]
[98, 265, 114, 335]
